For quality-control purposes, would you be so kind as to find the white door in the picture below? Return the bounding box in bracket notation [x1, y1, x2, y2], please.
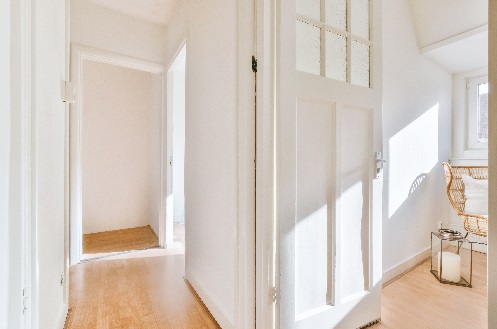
[277, 0, 383, 328]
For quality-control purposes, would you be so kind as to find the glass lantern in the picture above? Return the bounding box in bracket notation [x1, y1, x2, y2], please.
[430, 229, 474, 288]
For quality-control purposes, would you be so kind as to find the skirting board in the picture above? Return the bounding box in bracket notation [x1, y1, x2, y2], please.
[56, 303, 69, 329]
[383, 247, 431, 287]
[185, 275, 234, 329]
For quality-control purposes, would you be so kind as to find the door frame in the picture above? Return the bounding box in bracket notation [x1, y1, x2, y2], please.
[69, 44, 166, 265]
[255, 0, 278, 328]
[165, 42, 186, 247]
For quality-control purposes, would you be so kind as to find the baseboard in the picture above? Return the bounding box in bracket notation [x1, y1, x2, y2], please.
[185, 275, 234, 329]
[56, 303, 69, 329]
[383, 247, 431, 287]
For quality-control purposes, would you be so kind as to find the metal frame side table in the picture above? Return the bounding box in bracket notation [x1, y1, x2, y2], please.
[430, 231, 474, 288]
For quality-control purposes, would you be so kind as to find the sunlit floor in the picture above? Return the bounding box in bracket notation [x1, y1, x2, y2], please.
[66, 224, 220, 329]
[83, 225, 159, 255]
[373, 250, 487, 329]
[69, 225, 485, 329]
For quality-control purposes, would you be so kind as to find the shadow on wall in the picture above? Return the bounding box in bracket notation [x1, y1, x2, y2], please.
[409, 174, 428, 194]
[383, 102, 451, 266]
[387, 103, 439, 218]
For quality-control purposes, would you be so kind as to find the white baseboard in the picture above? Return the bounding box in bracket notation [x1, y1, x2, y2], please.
[186, 275, 234, 329]
[383, 247, 431, 286]
[56, 303, 68, 329]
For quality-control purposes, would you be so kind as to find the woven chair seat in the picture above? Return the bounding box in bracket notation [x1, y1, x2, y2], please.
[442, 162, 488, 237]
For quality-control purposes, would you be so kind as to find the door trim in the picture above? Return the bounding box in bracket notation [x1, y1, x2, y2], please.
[165, 41, 186, 247]
[69, 44, 166, 264]
[255, 0, 278, 328]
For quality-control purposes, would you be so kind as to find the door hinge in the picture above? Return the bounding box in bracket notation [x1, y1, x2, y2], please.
[252, 56, 258, 73]
[22, 287, 28, 314]
[270, 286, 278, 303]
[374, 151, 386, 179]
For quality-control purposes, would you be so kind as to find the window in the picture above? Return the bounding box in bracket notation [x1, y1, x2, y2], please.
[295, 0, 372, 88]
[467, 75, 488, 149]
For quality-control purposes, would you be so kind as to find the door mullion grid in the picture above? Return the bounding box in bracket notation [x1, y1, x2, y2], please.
[296, 14, 324, 29]
[297, 1, 373, 85]
[346, 0, 352, 84]
[320, 0, 326, 77]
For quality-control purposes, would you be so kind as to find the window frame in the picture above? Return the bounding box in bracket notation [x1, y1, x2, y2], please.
[466, 74, 488, 150]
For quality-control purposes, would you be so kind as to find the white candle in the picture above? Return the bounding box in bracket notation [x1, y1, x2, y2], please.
[437, 251, 461, 282]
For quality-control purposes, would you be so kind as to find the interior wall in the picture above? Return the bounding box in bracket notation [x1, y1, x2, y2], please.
[82, 60, 162, 235]
[0, 1, 11, 327]
[382, 0, 452, 279]
[172, 70, 186, 224]
[184, 0, 238, 326]
[164, 1, 187, 68]
[34, 0, 68, 327]
[71, 0, 167, 64]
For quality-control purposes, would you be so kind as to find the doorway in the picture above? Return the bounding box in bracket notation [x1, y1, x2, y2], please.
[166, 44, 186, 254]
[69, 45, 166, 264]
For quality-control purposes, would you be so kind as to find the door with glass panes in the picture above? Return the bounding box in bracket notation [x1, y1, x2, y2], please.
[276, 0, 383, 328]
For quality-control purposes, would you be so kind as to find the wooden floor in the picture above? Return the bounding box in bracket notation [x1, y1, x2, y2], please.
[373, 249, 487, 329]
[70, 229, 486, 329]
[83, 225, 159, 254]
[66, 253, 220, 329]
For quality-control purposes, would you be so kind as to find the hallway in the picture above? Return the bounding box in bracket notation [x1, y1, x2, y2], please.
[66, 251, 219, 329]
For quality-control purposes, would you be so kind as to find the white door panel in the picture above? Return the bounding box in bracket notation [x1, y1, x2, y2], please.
[277, 0, 382, 328]
[295, 99, 335, 320]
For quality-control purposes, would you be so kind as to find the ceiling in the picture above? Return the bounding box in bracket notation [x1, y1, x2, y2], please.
[409, 0, 488, 48]
[85, 0, 178, 26]
[409, 0, 488, 73]
[422, 29, 488, 73]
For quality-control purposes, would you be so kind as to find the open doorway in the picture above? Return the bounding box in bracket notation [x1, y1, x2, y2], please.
[166, 44, 186, 255]
[70, 45, 166, 263]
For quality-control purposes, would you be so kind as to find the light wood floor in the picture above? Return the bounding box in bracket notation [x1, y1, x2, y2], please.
[71, 229, 486, 329]
[373, 250, 487, 329]
[83, 225, 159, 254]
[66, 254, 220, 329]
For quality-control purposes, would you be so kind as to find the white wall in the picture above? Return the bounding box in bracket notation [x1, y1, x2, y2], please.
[0, 1, 11, 327]
[7, 1, 24, 327]
[409, 0, 488, 48]
[82, 60, 162, 235]
[382, 0, 452, 280]
[71, 0, 167, 64]
[164, 1, 187, 69]
[184, 1, 238, 326]
[172, 70, 186, 224]
[35, 0, 68, 327]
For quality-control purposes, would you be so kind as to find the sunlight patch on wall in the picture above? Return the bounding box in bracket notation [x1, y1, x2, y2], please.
[388, 104, 439, 218]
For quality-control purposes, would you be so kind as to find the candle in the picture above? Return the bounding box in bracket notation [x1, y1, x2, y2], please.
[437, 251, 461, 282]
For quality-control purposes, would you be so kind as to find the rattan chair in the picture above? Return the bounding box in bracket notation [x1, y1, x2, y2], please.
[442, 162, 488, 237]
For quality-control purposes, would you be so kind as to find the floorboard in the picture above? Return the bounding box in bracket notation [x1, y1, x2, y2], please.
[66, 253, 220, 329]
[372, 249, 487, 329]
[71, 226, 486, 329]
[83, 225, 159, 254]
